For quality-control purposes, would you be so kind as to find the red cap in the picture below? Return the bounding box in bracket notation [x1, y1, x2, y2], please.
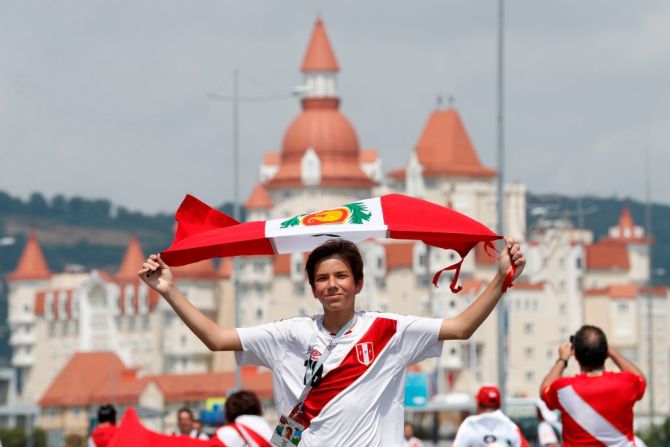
[476, 385, 501, 408]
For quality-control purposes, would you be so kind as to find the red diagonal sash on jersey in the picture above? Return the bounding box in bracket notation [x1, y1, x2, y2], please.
[290, 317, 398, 428]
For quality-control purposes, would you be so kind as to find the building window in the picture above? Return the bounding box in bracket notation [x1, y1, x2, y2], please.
[617, 302, 630, 313]
[143, 315, 150, 330]
[180, 335, 187, 347]
[525, 370, 535, 382]
[523, 323, 533, 334]
[524, 346, 534, 358]
[125, 285, 135, 314]
[253, 261, 265, 273]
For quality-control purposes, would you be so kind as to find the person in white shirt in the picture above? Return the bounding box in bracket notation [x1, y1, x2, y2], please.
[140, 238, 525, 447]
[453, 385, 529, 447]
[174, 408, 209, 440]
[535, 399, 560, 447]
[216, 390, 273, 447]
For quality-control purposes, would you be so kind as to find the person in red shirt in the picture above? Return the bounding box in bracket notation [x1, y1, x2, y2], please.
[540, 325, 646, 446]
[91, 404, 117, 447]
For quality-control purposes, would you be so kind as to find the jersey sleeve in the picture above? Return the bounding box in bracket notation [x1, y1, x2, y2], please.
[235, 319, 293, 369]
[541, 379, 561, 410]
[396, 315, 444, 365]
[622, 371, 647, 401]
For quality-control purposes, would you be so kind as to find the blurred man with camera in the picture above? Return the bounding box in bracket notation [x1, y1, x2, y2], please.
[540, 325, 646, 445]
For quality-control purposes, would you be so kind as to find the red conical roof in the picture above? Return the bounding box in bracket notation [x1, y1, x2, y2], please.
[301, 18, 339, 72]
[390, 108, 496, 180]
[7, 233, 51, 281]
[416, 109, 496, 178]
[117, 236, 145, 282]
[245, 183, 273, 210]
[618, 207, 635, 234]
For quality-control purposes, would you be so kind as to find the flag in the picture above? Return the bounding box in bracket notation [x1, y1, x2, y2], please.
[109, 407, 218, 447]
[161, 193, 513, 292]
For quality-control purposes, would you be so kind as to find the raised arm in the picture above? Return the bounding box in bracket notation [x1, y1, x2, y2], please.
[608, 347, 645, 378]
[439, 238, 525, 341]
[138, 254, 242, 351]
[540, 341, 572, 395]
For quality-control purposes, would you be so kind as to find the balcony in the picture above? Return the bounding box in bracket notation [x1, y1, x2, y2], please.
[9, 331, 36, 346]
[12, 351, 35, 367]
[7, 313, 35, 325]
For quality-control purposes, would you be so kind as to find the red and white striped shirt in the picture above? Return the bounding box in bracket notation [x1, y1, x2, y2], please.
[215, 415, 273, 447]
[236, 312, 443, 447]
[542, 371, 646, 446]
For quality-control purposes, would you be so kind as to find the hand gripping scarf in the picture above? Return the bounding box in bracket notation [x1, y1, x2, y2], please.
[161, 193, 514, 293]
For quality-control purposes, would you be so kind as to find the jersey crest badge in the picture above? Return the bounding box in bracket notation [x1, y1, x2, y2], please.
[355, 342, 375, 366]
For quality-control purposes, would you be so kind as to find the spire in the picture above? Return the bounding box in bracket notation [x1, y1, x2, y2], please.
[301, 18, 339, 73]
[116, 236, 145, 282]
[607, 206, 649, 242]
[7, 233, 51, 281]
[618, 207, 635, 235]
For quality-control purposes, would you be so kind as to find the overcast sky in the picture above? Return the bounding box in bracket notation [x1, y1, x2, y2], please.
[1, 1, 668, 214]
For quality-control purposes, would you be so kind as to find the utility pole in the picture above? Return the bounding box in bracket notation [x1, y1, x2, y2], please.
[645, 141, 654, 427]
[495, 0, 507, 409]
[232, 68, 242, 391]
[206, 70, 298, 391]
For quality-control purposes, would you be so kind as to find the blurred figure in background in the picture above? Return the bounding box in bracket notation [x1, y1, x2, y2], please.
[540, 325, 645, 446]
[535, 399, 560, 447]
[176, 408, 210, 440]
[403, 422, 423, 447]
[215, 390, 273, 446]
[453, 385, 529, 447]
[193, 419, 209, 440]
[91, 404, 117, 447]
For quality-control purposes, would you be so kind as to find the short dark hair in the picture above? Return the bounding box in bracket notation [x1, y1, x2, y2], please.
[305, 240, 364, 289]
[178, 407, 194, 419]
[225, 390, 262, 423]
[97, 404, 116, 425]
[573, 325, 608, 370]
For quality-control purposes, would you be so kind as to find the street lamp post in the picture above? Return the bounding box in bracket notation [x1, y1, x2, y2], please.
[207, 70, 294, 390]
[495, 0, 507, 409]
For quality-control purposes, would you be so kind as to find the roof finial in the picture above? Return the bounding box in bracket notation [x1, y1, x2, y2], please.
[436, 94, 443, 110]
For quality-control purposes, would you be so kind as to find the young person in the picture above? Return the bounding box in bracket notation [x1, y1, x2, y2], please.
[140, 238, 524, 446]
[215, 390, 273, 446]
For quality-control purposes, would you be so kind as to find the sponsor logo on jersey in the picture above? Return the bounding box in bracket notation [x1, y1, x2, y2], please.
[310, 347, 322, 361]
[355, 342, 374, 366]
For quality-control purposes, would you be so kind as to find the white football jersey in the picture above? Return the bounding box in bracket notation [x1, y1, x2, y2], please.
[236, 311, 443, 447]
[216, 415, 273, 447]
[453, 410, 524, 447]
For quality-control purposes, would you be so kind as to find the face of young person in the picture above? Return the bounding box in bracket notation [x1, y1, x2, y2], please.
[312, 257, 362, 314]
